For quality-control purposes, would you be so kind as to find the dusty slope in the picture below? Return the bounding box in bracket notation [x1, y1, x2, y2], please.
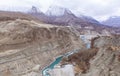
[0, 19, 84, 76]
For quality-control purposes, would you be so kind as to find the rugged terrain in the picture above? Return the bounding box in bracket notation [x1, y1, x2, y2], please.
[0, 18, 84, 76]
[0, 10, 119, 76]
[61, 36, 120, 76]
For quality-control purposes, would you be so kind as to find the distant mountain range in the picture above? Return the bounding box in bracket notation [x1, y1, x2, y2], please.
[1, 5, 120, 28]
[27, 6, 120, 35]
[0, 5, 119, 35]
[28, 6, 100, 25]
[102, 16, 120, 27]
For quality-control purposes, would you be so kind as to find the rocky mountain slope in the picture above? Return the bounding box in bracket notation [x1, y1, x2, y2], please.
[82, 36, 120, 76]
[61, 35, 120, 76]
[0, 18, 84, 76]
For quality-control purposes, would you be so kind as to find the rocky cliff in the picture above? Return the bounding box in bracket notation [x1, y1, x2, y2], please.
[81, 36, 120, 76]
[61, 36, 120, 76]
[0, 19, 84, 76]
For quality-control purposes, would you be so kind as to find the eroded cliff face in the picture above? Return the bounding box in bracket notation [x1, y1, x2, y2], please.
[0, 19, 84, 76]
[60, 36, 120, 76]
[79, 36, 120, 76]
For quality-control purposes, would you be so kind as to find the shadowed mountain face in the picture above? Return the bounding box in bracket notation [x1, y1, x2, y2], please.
[102, 16, 120, 27]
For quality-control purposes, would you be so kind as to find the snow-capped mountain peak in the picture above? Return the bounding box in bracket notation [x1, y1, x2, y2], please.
[45, 5, 72, 16]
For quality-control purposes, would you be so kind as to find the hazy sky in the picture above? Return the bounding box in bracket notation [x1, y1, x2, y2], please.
[0, 0, 120, 21]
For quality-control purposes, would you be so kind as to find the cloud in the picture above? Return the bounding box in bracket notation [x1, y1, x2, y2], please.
[0, 0, 120, 21]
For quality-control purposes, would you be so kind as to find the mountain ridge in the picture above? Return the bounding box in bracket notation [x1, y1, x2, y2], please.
[28, 6, 120, 35]
[28, 6, 100, 25]
[102, 16, 120, 27]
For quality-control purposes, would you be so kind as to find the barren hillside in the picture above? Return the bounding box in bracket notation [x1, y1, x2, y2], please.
[0, 19, 84, 76]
